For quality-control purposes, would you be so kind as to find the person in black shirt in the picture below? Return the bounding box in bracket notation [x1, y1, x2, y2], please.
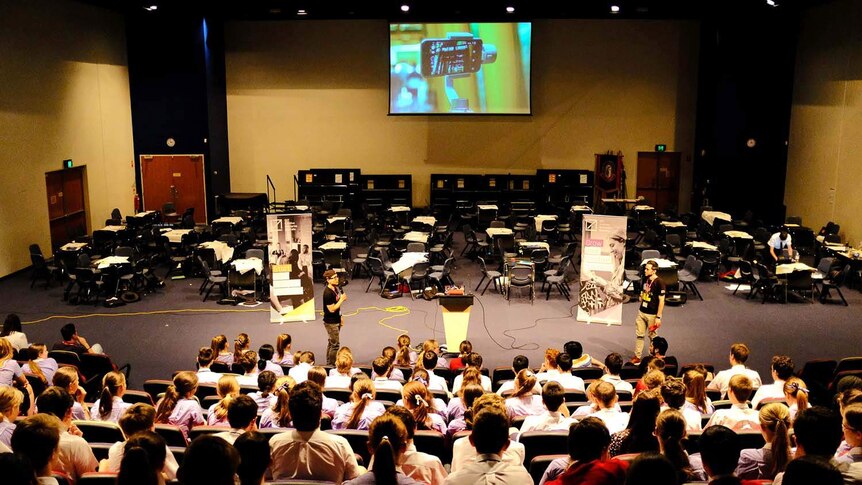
[322, 269, 347, 366]
[632, 260, 665, 364]
[52, 323, 102, 355]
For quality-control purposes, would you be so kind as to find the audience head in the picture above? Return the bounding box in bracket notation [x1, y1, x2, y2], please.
[98, 371, 127, 419]
[843, 403, 862, 448]
[564, 341, 584, 359]
[257, 344, 275, 365]
[568, 416, 611, 462]
[257, 370, 277, 395]
[36, 386, 74, 421]
[275, 333, 292, 360]
[402, 380, 435, 429]
[557, 352, 573, 372]
[512, 355, 529, 373]
[337, 348, 356, 375]
[643, 369, 666, 391]
[346, 378, 375, 429]
[60, 323, 77, 341]
[270, 376, 295, 428]
[216, 375, 240, 402]
[298, 350, 314, 365]
[729, 343, 750, 364]
[382, 346, 397, 365]
[0, 386, 24, 421]
[234, 431, 271, 485]
[469, 407, 511, 455]
[0, 338, 13, 361]
[306, 366, 327, 388]
[794, 406, 843, 457]
[458, 340, 473, 356]
[197, 347, 214, 368]
[210, 334, 228, 355]
[0, 453, 37, 484]
[771, 355, 794, 380]
[372, 355, 392, 377]
[385, 405, 417, 439]
[233, 333, 251, 362]
[459, 367, 482, 393]
[239, 350, 258, 374]
[759, 402, 792, 476]
[411, 368, 430, 388]
[541, 381, 565, 413]
[422, 339, 440, 355]
[2, 313, 23, 336]
[660, 378, 687, 410]
[288, 381, 323, 432]
[605, 352, 624, 376]
[179, 435, 240, 485]
[155, 371, 198, 424]
[544, 348, 561, 370]
[395, 334, 412, 366]
[650, 336, 669, 356]
[465, 352, 483, 369]
[118, 430, 167, 485]
[227, 395, 258, 430]
[11, 414, 62, 475]
[512, 369, 538, 398]
[367, 414, 409, 485]
[728, 374, 753, 403]
[784, 377, 810, 410]
[683, 369, 708, 412]
[421, 350, 438, 370]
[594, 381, 618, 409]
[655, 409, 689, 478]
[782, 456, 844, 485]
[119, 403, 157, 438]
[625, 452, 680, 485]
[460, 384, 486, 429]
[837, 375, 862, 395]
[699, 425, 740, 478]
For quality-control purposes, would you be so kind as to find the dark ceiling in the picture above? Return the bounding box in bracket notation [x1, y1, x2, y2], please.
[77, 0, 828, 21]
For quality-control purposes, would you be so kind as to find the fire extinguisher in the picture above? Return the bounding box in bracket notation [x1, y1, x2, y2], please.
[134, 190, 141, 213]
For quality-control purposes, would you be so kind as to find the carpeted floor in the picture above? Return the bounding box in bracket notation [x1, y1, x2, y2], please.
[4, 239, 861, 390]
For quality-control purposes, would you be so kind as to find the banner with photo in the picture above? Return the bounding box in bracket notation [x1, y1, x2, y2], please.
[267, 214, 316, 323]
[577, 214, 627, 325]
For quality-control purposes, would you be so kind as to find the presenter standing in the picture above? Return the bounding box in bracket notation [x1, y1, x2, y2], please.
[322, 269, 347, 366]
[632, 260, 665, 364]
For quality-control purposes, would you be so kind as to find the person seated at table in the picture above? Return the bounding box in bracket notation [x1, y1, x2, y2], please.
[769, 226, 794, 262]
[52, 323, 103, 355]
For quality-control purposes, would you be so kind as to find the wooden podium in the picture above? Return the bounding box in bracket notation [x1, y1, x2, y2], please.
[438, 295, 474, 350]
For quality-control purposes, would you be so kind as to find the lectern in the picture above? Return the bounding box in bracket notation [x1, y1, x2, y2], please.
[438, 295, 474, 350]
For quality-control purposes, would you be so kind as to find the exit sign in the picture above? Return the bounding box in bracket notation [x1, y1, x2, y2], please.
[63, 159, 74, 169]
[655, 144, 667, 152]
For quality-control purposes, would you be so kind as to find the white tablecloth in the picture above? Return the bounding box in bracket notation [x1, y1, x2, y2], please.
[412, 216, 437, 227]
[93, 256, 129, 269]
[633, 205, 655, 211]
[403, 232, 430, 244]
[213, 217, 243, 225]
[640, 258, 677, 269]
[724, 231, 753, 240]
[327, 216, 348, 224]
[776, 262, 815, 275]
[519, 241, 550, 252]
[534, 214, 558, 232]
[232, 257, 263, 275]
[702, 211, 732, 226]
[100, 225, 126, 232]
[389, 206, 410, 213]
[661, 221, 686, 228]
[391, 252, 428, 275]
[132, 211, 156, 218]
[477, 205, 498, 211]
[570, 205, 592, 213]
[199, 241, 234, 263]
[320, 241, 347, 250]
[163, 229, 192, 244]
[486, 228, 513, 238]
[687, 241, 718, 250]
[784, 223, 800, 228]
[60, 242, 88, 251]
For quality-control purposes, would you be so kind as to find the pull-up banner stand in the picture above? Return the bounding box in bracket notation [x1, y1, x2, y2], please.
[577, 214, 628, 325]
[439, 295, 474, 350]
[267, 214, 316, 323]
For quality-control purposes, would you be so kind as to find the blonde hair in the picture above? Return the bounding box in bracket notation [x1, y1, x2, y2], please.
[335, 347, 354, 375]
[759, 403, 791, 477]
[212, 375, 240, 422]
[643, 369, 667, 391]
[0, 386, 24, 418]
[346, 378, 375, 429]
[233, 333, 250, 363]
[511, 369, 537, 399]
[155, 371, 198, 424]
[27, 344, 49, 384]
[270, 376, 295, 428]
[783, 377, 809, 412]
[396, 334, 412, 367]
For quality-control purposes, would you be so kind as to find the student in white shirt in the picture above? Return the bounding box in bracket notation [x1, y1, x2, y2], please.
[344, 413, 422, 485]
[9, 414, 63, 485]
[660, 378, 703, 432]
[496, 355, 541, 397]
[288, 351, 315, 384]
[235, 350, 260, 387]
[445, 407, 531, 484]
[420, 351, 449, 394]
[450, 393, 525, 473]
[117, 431, 169, 484]
[213, 395, 258, 445]
[385, 405, 448, 485]
[195, 347, 222, 385]
[590, 380, 630, 434]
[550, 352, 586, 392]
[707, 343, 763, 398]
[705, 374, 760, 431]
[751, 355, 794, 408]
[99, 403, 179, 479]
[326, 348, 361, 389]
[519, 381, 577, 436]
[371, 355, 404, 392]
[535, 347, 563, 383]
[504, 369, 544, 419]
[600, 352, 635, 394]
[422, 339, 448, 369]
[451, 352, 491, 393]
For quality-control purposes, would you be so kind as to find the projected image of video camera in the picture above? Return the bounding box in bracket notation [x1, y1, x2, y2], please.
[420, 38, 497, 78]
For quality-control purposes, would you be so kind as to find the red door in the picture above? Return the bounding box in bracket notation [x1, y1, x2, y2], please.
[46, 167, 88, 251]
[140, 155, 207, 223]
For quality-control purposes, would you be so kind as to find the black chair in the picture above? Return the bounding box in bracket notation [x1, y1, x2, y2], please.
[542, 255, 571, 300]
[475, 257, 502, 295]
[154, 424, 188, 447]
[413, 430, 449, 464]
[819, 264, 849, 306]
[78, 473, 119, 485]
[519, 430, 568, 467]
[530, 454, 569, 485]
[326, 429, 372, 466]
[187, 425, 228, 442]
[678, 259, 703, 300]
[571, 367, 603, 381]
[123, 390, 154, 405]
[144, 379, 173, 403]
[73, 421, 124, 444]
[30, 244, 59, 288]
[200, 258, 228, 302]
[507, 264, 534, 303]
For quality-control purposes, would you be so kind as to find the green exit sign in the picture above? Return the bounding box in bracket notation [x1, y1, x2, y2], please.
[63, 159, 74, 169]
[655, 144, 667, 152]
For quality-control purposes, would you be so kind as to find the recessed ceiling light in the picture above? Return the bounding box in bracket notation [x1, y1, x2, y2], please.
[610, 5, 620, 13]
[297, 9, 307, 15]
[506, 6, 515, 13]
[401, 4, 410, 12]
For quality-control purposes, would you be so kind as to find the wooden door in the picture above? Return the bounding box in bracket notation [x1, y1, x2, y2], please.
[46, 167, 88, 251]
[636, 152, 681, 213]
[140, 155, 207, 223]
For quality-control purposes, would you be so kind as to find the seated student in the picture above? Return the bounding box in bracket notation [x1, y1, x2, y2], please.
[306, 366, 339, 418]
[541, 416, 628, 485]
[837, 403, 862, 466]
[380, 346, 405, 381]
[271, 333, 294, 366]
[178, 435, 240, 485]
[208, 375, 240, 426]
[419, 350, 450, 394]
[519, 381, 576, 435]
[447, 384, 485, 438]
[590, 381, 630, 434]
[213, 395, 258, 445]
[402, 381, 446, 434]
[624, 453, 681, 485]
[660, 378, 703, 432]
[25, 343, 58, 385]
[608, 389, 660, 457]
[269, 381, 363, 482]
[326, 347, 360, 389]
[707, 343, 763, 399]
[782, 456, 845, 485]
[451, 393, 525, 473]
[655, 409, 707, 482]
[211, 334, 233, 365]
[256, 344, 284, 377]
[535, 348, 563, 383]
[2, 314, 29, 352]
[236, 350, 260, 387]
[100, 403, 179, 479]
[233, 333, 251, 366]
[52, 323, 102, 355]
[684, 367, 715, 415]
[385, 406, 448, 485]
[445, 407, 532, 484]
[52, 366, 89, 420]
[332, 378, 386, 430]
[783, 376, 811, 421]
[91, 371, 132, 423]
[649, 336, 678, 371]
[697, 425, 752, 485]
[564, 340, 596, 369]
[154, 371, 205, 442]
[371, 355, 404, 392]
[549, 353, 587, 392]
[118, 431, 168, 485]
[344, 414, 423, 485]
[422, 339, 447, 369]
[572, 381, 602, 418]
[330, 347, 362, 378]
[448, 340, 473, 371]
[504, 369, 545, 419]
[234, 431, 272, 485]
[288, 351, 315, 384]
[248, 370, 277, 415]
[497, 355, 538, 396]
[195, 347, 222, 385]
[705, 375, 760, 432]
[751, 355, 794, 408]
[601, 352, 635, 394]
[0, 386, 25, 447]
[395, 334, 418, 369]
[737, 402, 792, 480]
[10, 414, 63, 484]
[260, 376, 294, 429]
[400, 369, 447, 418]
[0, 339, 32, 400]
[36, 386, 99, 480]
[447, 368, 484, 422]
[452, 352, 492, 393]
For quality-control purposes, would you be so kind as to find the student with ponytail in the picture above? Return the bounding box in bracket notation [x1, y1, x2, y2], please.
[52, 366, 89, 420]
[118, 430, 167, 485]
[504, 369, 543, 418]
[154, 371, 203, 442]
[257, 344, 284, 376]
[655, 409, 706, 482]
[447, 384, 485, 437]
[737, 402, 792, 479]
[0, 386, 25, 447]
[784, 376, 810, 420]
[401, 381, 446, 433]
[26, 343, 57, 384]
[395, 334, 416, 367]
[343, 413, 420, 485]
[333, 378, 385, 430]
[249, 370, 278, 415]
[207, 375, 240, 426]
[683, 368, 714, 414]
[92, 371, 131, 423]
[272, 333, 294, 365]
[307, 366, 339, 418]
[260, 376, 295, 429]
[233, 333, 251, 364]
[211, 334, 232, 365]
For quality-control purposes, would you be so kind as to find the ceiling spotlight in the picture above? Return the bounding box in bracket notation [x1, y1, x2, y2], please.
[144, 5, 157, 11]
[610, 5, 620, 13]
[401, 4, 410, 12]
[506, 6, 515, 13]
[297, 9, 307, 15]
[766, 0, 778, 6]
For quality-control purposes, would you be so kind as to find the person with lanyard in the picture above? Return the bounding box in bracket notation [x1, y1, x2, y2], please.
[322, 269, 347, 366]
[768, 226, 793, 263]
[632, 260, 665, 365]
